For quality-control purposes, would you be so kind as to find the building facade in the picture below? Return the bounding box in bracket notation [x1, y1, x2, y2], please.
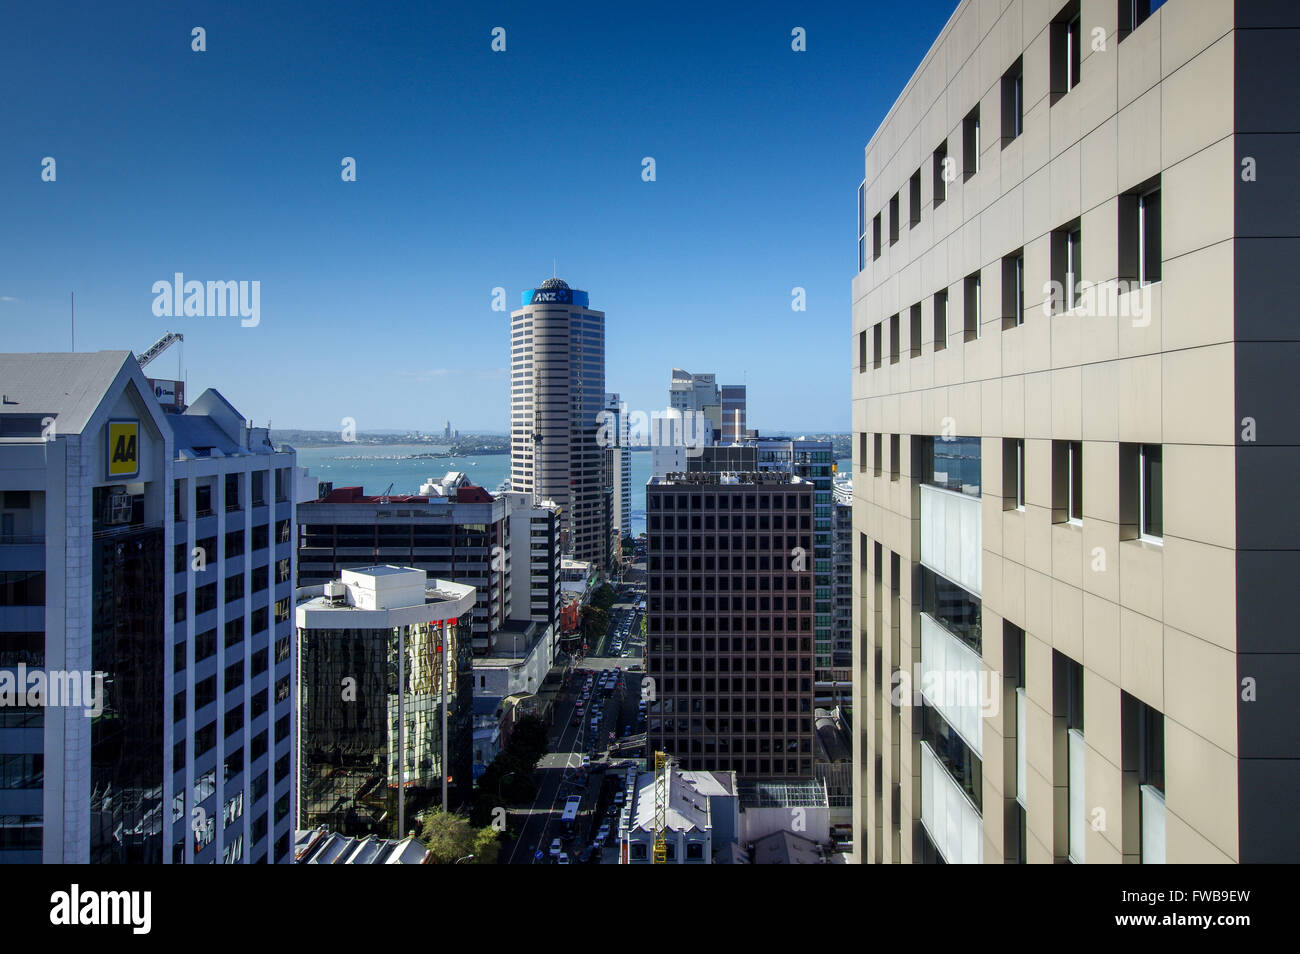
[645, 471, 816, 779]
[295, 567, 475, 835]
[0, 351, 298, 864]
[852, 0, 1299, 863]
[509, 278, 611, 572]
[296, 476, 507, 654]
[603, 393, 633, 544]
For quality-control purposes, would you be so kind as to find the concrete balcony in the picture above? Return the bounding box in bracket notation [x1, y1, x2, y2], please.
[919, 484, 981, 595]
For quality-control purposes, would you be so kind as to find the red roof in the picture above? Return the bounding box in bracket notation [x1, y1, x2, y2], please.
[312, 484, 495, 505]
[315, 486, 431, 504]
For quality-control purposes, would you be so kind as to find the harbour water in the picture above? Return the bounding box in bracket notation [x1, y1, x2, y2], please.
[292, 443, 850, 537]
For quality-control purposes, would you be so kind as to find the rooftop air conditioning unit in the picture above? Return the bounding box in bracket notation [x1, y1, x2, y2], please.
[324, 581, 347, 606]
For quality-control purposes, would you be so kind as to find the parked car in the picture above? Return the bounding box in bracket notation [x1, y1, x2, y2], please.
[549, 838, 562, 858]
[557, 853, 570, 865]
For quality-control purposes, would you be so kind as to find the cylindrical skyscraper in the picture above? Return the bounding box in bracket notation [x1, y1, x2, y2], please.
[509, 278, 609, 571]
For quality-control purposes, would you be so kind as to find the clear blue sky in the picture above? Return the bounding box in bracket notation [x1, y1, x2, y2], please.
[1, 0, 957, 434]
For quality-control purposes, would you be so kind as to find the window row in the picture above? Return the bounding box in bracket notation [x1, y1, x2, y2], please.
[859, 0, 1164, 271]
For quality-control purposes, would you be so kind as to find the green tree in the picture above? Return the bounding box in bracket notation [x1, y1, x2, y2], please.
[580, 605, 609, 644]
[592, 583, 617, 611]
[472, 826, 501, 865]
[420, 811, 475, 863]
[420, 810, 502, 864]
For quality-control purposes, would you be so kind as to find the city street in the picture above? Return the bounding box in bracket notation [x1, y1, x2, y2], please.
[502, 566, 646, 864]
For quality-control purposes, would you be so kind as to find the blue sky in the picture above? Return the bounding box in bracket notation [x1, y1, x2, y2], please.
[1, 0, 957, 433]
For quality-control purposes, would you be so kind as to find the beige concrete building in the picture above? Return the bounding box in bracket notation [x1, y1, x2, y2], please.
[851, 0, 1300, 863]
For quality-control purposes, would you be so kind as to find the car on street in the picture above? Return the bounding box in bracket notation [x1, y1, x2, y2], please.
[557, 853, 570, 865]
[549, 838, 562, 858]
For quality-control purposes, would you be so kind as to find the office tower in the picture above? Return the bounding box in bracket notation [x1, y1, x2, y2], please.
[296, 473, 508, 651]
[668, 368, 720, 434]
[603, 393, 632, 542]
[851, 0, 1298, 863]
[754, 438, 836, 686]
[721, 384, 747, 444]
[645, 471, 816, 779]
[509, 278, 609, 572]
[0, 351, 298, 864]
[295, 567, 475, 833]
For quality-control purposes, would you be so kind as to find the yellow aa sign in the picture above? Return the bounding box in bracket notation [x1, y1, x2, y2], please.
[107, 419, 140, 479]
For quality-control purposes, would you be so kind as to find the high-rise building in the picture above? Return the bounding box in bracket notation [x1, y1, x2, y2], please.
[753, 438, 836, 684]
[501, 491, 562, 632]
[720, 384, 747, 444]
[0, 351, 299, 864]
[295, 567, 476, 834]
[645, 470, 816, 779]
[509, 278, 610, 572]
[296, 473, 508, 652]
[851, 0, 1298, 863]
[603, 393, 632, 543]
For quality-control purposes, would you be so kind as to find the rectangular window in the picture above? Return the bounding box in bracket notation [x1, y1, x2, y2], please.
[933, 290, 948, 351]
[1001, 57, 1023, 142]
[1121, 443, 1163, 541]
[909, 303, 922, 358]
[963, 272, 981, 341]
[1140, 444, 1162, 539]
[251, 471, 266, 507]
[1051, 3, 1083, 103]
[859, 330, 867, 373]
[872, 323, 882, 369]
[1120, 0, 1166, 40]
[962, 106, 981, 179]
[919, 435, 982, 496]
[224, 473, 240, 511]
[1054, 652, 1085, 863]
[1120, 178, 1161, 286]
[888, 314, 900, 364]
[858, 433, 868, 473]
[889, 435, 900, 481]
[858, 181, 867, 271]
[872, 213, 882, 260]
[195, 484, 212, 517]
[1002, 249, 1025, 328]
[1003, 438, 1025, 510]
[909, 168, 922, 228]
[1138, 188, 1161, 285]
[1051, 222, 1083, 313]
[888, 193, 900, 245]
[933, 140, 948, 206]
[872, 434, 882, 478]
[1053, 441, 1083, 524]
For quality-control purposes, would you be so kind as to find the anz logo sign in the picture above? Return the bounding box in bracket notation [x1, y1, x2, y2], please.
[521, 288, 589, 308]
[106, 419, 140, 480]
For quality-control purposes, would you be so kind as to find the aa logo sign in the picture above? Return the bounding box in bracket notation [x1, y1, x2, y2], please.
[107, 419, 140, 479]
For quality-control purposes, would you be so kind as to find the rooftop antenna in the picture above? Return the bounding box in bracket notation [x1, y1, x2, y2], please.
[552, 258, 556, 279]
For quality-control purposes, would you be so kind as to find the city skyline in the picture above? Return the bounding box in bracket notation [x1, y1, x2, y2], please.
[0, 0, 957, 434]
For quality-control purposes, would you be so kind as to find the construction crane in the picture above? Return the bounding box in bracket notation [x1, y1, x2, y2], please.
[137, 332, 183, 370]
[652, 751, 668, 864]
